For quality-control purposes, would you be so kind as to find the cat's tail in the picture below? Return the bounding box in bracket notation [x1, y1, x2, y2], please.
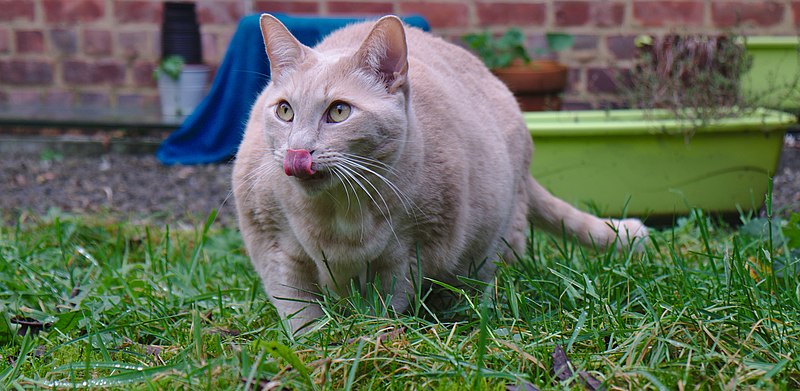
[525, 176, 648, 251]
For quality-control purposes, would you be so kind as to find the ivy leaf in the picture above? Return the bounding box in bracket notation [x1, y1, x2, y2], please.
[546, 32, 574, 53]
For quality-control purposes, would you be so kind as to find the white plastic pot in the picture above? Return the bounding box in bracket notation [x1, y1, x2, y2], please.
[157, 64, 209, 120]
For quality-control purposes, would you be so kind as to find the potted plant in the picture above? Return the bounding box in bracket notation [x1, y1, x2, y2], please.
[463, 28, 573, 111]
[524, 34, 797, 218]
[154, 2, 209, 120]
[154, 55, 209, 120]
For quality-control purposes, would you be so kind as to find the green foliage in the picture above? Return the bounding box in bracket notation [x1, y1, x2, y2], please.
[153, 55, 185, 81]
[462, 29, 573, 69]
[0, 211, 798, 389]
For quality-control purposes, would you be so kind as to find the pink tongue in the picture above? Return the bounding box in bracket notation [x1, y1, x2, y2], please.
[283, 149, 315, 178]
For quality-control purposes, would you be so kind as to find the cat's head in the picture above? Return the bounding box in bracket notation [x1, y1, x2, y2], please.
[257, 14, 410, 195]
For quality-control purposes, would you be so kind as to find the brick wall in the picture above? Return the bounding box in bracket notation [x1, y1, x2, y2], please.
[1, 0, 798, 110]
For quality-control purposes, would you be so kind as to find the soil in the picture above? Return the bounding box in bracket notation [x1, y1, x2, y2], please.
[2, 137, 799, 228]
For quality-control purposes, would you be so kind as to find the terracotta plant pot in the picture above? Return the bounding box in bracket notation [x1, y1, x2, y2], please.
[492, 60, 568, 111]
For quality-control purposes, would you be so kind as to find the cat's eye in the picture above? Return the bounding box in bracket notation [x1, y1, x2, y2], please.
[326, 101, 351, 123]
[276, 101, 294, 122]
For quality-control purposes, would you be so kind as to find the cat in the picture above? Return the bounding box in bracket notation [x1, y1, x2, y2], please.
[232, 14, 648, 332]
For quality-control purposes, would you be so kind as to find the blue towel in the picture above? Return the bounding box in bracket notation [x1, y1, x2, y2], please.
[157, 13, 429, 165]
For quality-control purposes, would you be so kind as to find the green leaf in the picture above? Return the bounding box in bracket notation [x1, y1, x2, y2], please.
[784, 212, 800, 249]
[51, 311, 82, 334]
[546, 32, 574, 52]
[0, 313, 14, 344]
[634, 34, 653, 48]
[155, 55, 185, 81]
[252, 340, 316, 390]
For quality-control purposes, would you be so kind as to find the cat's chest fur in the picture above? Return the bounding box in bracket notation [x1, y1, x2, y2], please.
[281, 188, 399, 266]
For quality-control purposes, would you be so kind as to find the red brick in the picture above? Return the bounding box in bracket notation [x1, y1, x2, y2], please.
[63, 60, 92, 84]
[568, 34, 597, 50]
[711, 1, 785, 28]
[606, 35, 636, 59]
[76, 92, 110, 107]
[50, 28, 78, 54]
[118, 93, 159, 109]
[794, 1, 800, 26]
[591, 1, 625, 27]
[633, 1, 704, 27]
[93, 61, 126, 85]
[8, 90, 40, 105]
[587, 67, 629, 93]
[0, 29, 9, 53]
[477, 2, 546, 27]
[555, 1, 590, 27]
[132, 61, 157, 87]
[15, 30, 45, 54]
[63, 60, 125, 85]
[0, 60, 54, 85]
[197, 0, 244, 24]
[83, 29, 112, 56]
[44, 0, 105, 23]
[201, 32, 219, 63]
[114, 0, 162, 23]
[44, 89, 73, 105]
[118, 31, 152, 60]
[563, 100, 593, 110]
[0, 0, 35, 22]
[566, 68, 581, 93]
[253, 1, 319, 14]
[328, 1, 394, 15]
[399, 2, 469, 29]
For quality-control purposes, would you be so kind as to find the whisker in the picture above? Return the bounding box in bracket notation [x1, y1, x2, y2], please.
[340, 152, 401, 178]
[332, 166, 366, 241]
[336, 164, 400, 243]
[339, 157, 416, 217]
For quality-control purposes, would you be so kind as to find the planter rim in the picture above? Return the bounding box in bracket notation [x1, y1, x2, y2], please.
[743, 36, 800, 49]
[524, 108, 797, 137]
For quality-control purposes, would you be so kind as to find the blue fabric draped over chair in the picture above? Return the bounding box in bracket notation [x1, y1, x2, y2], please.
[156, 13, 429, 165]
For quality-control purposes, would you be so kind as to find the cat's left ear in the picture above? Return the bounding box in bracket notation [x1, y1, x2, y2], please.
[354, 15, 408, 93]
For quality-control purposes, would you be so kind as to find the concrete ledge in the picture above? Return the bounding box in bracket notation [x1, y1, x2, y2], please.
[0, 104, 181, 133]
[0, 135, 162, 157]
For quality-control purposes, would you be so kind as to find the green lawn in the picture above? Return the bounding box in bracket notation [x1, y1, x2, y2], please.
[1, 208, 799, 390]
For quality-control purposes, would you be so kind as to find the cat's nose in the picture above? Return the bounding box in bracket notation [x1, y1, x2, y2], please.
[284, 149, 315, 178]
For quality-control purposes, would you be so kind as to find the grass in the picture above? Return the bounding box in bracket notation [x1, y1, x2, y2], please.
[0, 208, 799, 390]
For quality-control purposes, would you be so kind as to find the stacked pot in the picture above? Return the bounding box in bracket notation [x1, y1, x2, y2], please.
[157, 2, 209, 120]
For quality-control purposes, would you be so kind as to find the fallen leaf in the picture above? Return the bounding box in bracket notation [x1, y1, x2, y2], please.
[551, 344, 573, 381]
[506, 382, 541, 391]
[551, 345, 605, 391]
[10, 316, 51, 336]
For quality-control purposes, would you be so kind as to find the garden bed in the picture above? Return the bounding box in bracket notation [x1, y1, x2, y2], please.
[1, 135, 798, 227]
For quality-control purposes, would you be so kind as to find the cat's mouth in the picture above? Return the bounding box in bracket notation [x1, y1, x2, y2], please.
[284, 149, 316, 178]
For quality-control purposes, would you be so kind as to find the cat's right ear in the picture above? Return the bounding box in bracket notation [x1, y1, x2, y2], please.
[354, 15, 408, 93]
[260, 14, 311, 81]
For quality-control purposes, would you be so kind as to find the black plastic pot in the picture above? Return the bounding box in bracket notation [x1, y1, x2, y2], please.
[161, 2, 202, 64]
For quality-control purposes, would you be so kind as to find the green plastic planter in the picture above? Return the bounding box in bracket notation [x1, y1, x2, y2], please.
[742, 36, 800, 112]
[525, 109, 796, 217]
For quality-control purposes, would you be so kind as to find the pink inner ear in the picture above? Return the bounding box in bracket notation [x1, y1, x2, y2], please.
[284, 149, 315, 178]
[359, 17, 408, 81]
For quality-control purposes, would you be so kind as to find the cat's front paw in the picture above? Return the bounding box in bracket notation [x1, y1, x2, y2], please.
[610, 218, 649, 251]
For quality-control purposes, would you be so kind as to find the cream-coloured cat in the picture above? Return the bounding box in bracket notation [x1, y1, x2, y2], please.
[233, 14, 648, 332]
